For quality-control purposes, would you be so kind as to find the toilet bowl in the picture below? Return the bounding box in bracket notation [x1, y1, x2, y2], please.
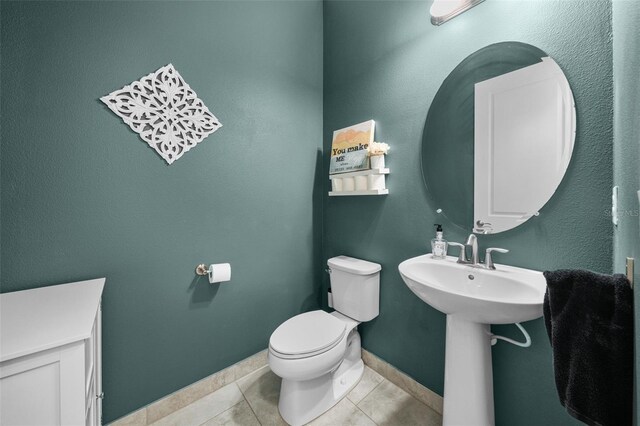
[269, 311, 362, 425]
[268, 256, 381, 426]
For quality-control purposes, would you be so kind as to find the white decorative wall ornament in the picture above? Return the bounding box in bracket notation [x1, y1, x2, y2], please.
[101, 64, 222, 165]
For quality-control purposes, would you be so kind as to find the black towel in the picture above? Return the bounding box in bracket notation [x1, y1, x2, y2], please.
[543, 269, 633, 426]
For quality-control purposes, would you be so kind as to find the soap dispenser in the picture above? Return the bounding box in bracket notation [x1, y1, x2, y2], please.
[431, 224, 448, 259]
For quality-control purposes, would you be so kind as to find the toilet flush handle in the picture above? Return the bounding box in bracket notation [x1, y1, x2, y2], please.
[325, 268, 332, 274]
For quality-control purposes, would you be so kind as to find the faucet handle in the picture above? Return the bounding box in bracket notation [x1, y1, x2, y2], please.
[485, 248, 509, 270]
[449, 242, 468, 263]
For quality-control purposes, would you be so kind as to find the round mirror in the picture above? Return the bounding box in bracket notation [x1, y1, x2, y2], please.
[421, 41, 575, 234]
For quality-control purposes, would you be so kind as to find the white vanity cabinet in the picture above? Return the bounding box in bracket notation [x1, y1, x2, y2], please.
[0, 278, 105, 426]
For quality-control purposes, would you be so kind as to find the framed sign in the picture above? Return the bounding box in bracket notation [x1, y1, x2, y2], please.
[329, 120, 375, 174]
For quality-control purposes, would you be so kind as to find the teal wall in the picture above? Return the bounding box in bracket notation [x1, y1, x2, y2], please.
[612, 1, 640, 423]
[1, 1, 625, 425]
[0, 1, 323, 423]
[323, 1, 611, 425]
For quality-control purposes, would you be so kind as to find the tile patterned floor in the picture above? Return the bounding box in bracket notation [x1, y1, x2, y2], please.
[149, 365, 442, 426]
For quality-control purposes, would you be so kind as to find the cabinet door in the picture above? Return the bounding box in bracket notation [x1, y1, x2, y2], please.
[1, 342, 85, 426]
[85, 398, 96, 426]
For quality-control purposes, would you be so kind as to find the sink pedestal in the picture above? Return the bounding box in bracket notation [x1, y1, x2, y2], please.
[443, 315, 494, 426]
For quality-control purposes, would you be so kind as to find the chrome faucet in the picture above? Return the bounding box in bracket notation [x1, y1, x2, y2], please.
[449, 234, 479, 266]
[465, 234, 479, 265]
[449, 234, 509, 269]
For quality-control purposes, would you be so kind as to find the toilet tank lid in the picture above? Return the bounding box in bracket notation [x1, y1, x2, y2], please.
[328, 256, 381, 275]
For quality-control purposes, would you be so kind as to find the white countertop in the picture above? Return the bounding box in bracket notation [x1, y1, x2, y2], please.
[1, 278, 105, 362]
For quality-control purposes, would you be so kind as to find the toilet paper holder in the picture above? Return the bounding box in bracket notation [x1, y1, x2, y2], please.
[195, 264, 210, 276]
[195, 262, 232, 284]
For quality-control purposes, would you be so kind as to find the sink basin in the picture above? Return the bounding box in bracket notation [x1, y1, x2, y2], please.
[399, 254, 545, 324]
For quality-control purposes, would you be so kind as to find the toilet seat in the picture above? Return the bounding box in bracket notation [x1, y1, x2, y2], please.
[269, 310, 346, 359]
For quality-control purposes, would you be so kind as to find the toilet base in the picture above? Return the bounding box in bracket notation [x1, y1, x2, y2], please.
[278, 331, 363, 426]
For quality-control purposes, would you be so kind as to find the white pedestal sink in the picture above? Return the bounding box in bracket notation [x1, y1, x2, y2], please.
[398, 255, 546, 426]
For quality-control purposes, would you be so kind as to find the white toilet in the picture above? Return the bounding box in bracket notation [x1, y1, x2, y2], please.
[268, 255, 381, 426]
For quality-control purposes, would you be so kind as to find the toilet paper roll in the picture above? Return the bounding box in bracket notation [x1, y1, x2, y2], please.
[208, 263, 231, 284]
[343, 177, 355, 191]
[332, 178, 343, 192]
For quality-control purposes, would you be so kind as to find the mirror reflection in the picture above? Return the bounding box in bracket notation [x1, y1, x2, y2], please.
[421, 41, 576, 234]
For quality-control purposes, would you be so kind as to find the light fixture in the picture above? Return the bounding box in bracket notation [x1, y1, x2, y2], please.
[430, 0, 485, 25]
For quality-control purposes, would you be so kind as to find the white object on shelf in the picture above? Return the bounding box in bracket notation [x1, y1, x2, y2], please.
[329, 168, 390, 196]
[370, 155, 385, 169]
[343, 177, 355, 191]
[329, 189, 389, 196]
[368, 173, 385, 191]
[1, 278, 105, 426]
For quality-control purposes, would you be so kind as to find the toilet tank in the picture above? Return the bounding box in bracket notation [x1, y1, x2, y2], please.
[328, 256, 381, 322]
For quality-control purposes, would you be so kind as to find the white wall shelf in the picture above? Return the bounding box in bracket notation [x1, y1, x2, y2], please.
[329, 167, 389, 196]
[329, 188, 389, 196]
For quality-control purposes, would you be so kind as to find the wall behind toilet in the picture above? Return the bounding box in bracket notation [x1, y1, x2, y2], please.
[0, 1, 323, 422]
[323, 1, 611, 425]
